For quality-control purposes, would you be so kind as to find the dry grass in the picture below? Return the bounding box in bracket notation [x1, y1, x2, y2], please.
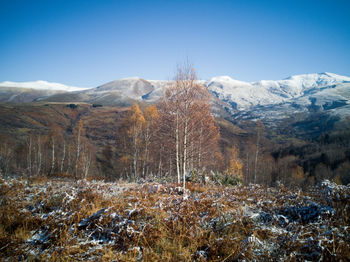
[0, 178, 349, 261]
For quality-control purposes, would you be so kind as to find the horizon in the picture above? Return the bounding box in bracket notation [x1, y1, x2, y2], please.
[0, 72, 350, 89]
[1, 0, 349, 87]
[0, 71, 350, 88]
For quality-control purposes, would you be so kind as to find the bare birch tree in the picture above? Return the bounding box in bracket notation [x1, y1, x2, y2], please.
[75, 120, 83, 180]
[158, 62, 219, 190]
[254, 120, 264, 183]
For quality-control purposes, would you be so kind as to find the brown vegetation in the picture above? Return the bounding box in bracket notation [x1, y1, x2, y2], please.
[0, 178, 348, 261]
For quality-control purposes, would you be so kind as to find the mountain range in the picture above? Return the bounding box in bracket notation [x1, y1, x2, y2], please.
[1, 72, 350, 122]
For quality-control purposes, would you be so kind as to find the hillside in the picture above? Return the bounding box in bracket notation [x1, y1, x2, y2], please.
[0, 81, 90, 103]
[1, 177, 348, 261]
[37, 73, 350, 142]
[3, 73, 349, 122]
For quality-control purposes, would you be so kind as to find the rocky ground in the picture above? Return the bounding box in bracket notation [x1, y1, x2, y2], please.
[0, 177, 349, 261]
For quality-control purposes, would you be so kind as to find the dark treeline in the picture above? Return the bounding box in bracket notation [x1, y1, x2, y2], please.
[233, 115, 350, 187]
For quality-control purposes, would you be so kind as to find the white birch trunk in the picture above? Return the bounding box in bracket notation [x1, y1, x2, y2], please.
[37, 136, 41, 175]
[61, 141, 66, 173]
[28, 137, 32, 176]
[176, 111, 181, 185]
[182, 119, 188, 191]
[75, 127, 81, 179]
[51, 137, 55, 175]
[142, 126, 149, 178]
[254, 132, 260, 184]
[84, 152, 91, 179]
[133, 125, 138, 181]
[198, 124, 203, 168]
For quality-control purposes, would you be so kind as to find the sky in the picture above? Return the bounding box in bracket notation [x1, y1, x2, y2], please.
[0, 0, 349, 87]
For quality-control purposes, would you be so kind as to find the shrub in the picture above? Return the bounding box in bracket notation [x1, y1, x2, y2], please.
[210, 170, 243, 186]
[66, 104, 78, 109]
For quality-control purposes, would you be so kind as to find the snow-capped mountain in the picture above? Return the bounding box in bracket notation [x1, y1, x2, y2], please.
[43, 77, 162, 105]
[207, 72, 350, 110]
[205, 72, 350, 122]
[93, 77, 154, 100]
[0, 80, 90, 91]
[0, 80, 91, 103]
[1, 73, 349, 122]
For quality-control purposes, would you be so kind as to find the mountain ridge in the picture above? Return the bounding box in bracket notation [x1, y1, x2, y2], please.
[0, 80, 90, 91]
[1, 72, 348, 94]
[1, 72, 349, 122]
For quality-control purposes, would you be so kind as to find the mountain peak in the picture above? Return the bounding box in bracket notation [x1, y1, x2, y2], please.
[119, 76, 144, 81]
[283, 72, 350, 81]
[209, 76, 251, 87]
[211, 75, 234, 81]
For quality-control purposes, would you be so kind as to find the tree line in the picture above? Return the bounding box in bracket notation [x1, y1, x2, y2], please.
[0, 119, 93, 180]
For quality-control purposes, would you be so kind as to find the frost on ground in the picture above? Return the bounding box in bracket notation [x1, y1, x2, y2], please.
[0, 177, 349, 261]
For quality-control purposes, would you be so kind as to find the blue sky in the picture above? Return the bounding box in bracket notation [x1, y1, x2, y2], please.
[0, 0, 349, 87]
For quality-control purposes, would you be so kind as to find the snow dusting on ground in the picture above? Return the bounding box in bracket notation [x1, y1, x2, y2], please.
[0, 178, 348, 261]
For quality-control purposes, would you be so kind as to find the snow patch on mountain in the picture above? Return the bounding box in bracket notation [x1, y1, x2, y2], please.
[0, 80, 90, 91]
[91, 77, 154, 100]
[207, 76, 282, 109]
[207, 73, 350, 111]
